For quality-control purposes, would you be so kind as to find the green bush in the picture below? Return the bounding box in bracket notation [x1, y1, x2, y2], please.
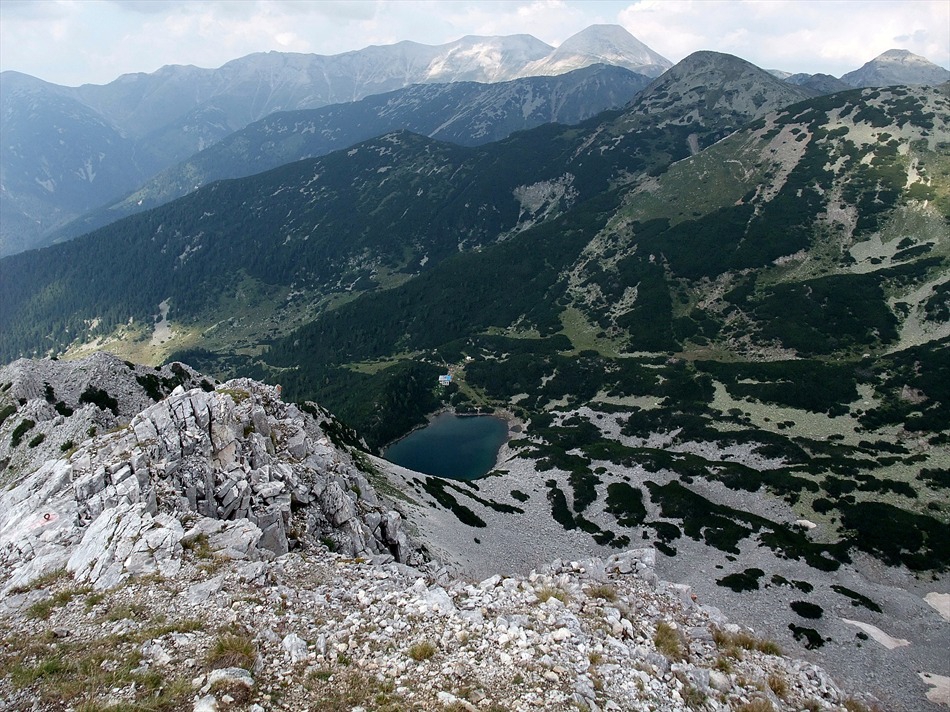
[10, 418, 35, 447]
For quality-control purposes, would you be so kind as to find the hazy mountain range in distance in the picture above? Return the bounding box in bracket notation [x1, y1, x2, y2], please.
[1, 24, 948, 257]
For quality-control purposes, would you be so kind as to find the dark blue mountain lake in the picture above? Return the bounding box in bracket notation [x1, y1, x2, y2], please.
[383, 412, 509, 480]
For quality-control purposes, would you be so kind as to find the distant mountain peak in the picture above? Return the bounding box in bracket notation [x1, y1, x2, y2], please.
[626, 50, 814, 133]
[518, 24, 671, 78]
[841, 48, 950, 87]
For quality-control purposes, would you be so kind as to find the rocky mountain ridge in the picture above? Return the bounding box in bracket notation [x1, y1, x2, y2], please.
[48, 49, 818, 249]
[0, 354, 422, 590]
[51, 64, 653, 245]
[841, 49, 950, 88]
[0, 355, 883, 711]
[0, 24, 667, 257]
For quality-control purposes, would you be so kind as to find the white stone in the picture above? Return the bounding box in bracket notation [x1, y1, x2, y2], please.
[282, 633, 309, 663]
[193, 695, 218, 712]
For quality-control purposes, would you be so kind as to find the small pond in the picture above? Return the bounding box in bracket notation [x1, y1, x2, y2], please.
[382, 412, 509, 480]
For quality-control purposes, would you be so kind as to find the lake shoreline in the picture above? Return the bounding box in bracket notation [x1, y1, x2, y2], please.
[381, 408, 519, 480]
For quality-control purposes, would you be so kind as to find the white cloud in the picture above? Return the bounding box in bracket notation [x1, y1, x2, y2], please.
[617, 0, 949, 74]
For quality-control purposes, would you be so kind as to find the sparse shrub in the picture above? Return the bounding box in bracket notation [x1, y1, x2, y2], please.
[407, 640, 436, 661]
[205, 632, 257, 670]
[60, 440, 74, 452]
[790, 600, 824, 619]
[0, 403, 16, 426]
[28, 433, 45, 448]
[10, 418, 35, 447]
[79, 386, 118, 415]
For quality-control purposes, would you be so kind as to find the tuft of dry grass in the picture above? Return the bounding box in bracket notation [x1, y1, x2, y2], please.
[407, 640, 437, 661]
[586, 583, 618, 601]
[535, 586, 569, 604]
[767, 672, 789, 699]
[8, 568, 71, 595]
[205, 632, 257, 671]
[304, 669, 407, 712]
[25, 585, 93, 621]
[713, 626, 781, 656]
[714, 656, 734, 673]
[2, 632, 192, 711]
[653, 621, 685, 661]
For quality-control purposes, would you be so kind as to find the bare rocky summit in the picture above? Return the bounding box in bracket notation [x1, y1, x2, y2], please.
[841, 49, 950, 88]
[0, 357, 882, 710]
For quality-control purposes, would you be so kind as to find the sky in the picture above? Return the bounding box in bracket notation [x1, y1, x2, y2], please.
[1, 0, 948, 87]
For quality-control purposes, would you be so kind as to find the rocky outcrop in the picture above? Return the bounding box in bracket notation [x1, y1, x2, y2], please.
[0, 359, 422, 595]
[0, 543, 872, 711]
[0, 352, 212, 483]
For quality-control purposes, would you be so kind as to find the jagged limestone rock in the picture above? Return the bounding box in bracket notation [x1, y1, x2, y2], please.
[67, 502, 183, 590]
[0, 357, 422, 593]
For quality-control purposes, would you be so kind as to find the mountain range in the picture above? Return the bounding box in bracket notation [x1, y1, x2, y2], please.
[0, 50, 816, 369]
[52, 63, 653, 244]
[0, 24, 670, 257]
[2, 26, 948, 258]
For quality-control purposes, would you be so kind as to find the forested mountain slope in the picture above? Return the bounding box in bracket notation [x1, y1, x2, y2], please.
[257, 83, 950, 711]
[1, 52, 808, 365]
[1, 25, 670, 257]
[52, 64, 652, 244]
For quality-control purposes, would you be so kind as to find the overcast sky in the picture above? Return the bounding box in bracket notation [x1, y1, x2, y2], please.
[1, 0, 948, 87]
